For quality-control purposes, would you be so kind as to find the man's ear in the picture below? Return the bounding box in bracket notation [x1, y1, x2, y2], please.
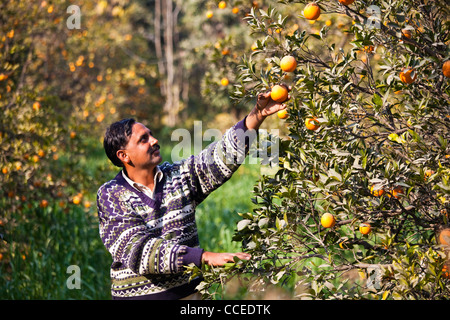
[116, 150, 129, 165]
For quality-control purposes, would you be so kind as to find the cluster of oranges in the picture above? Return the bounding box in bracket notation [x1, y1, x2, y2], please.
[320, 212, 372, 236]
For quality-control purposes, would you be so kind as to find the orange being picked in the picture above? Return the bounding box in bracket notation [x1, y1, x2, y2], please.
[305, 117, 320, 131]
[303, 3, 320, 20]
[277, 109, 288, 119]
[321, 213, 335, 228]
[359, 223, 372, 235]
[438, 228, 450, 246]
[399, 67, 417, 84]
[270, 85, 289, 103]
[280, 55, 297, 72]
[339, 0, 354, 5]
[443, 60, 450, 78]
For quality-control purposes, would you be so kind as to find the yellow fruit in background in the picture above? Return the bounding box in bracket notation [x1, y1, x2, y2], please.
[303, 3, 320, 20]
[280, 55, 297, 72]
[73, 195, 82, 205]
[277, 109, 288, 119]
[359, 223, 372, 235]
[218, 1, 226, 9]
[270, 85, 289, 103]
[33, 101, 41, 111]
[305, 117, 320, 131]
[221, 77, 229, 86]
[321, 213, 336, 228]
[39, 199, 49, 208]
[206, 10, 213, 19]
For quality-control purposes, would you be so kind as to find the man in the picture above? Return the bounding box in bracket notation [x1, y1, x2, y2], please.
[97, 88, 289, 300]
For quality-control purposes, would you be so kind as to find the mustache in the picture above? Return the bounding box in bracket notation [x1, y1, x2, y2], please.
[150, 144, 160, 154]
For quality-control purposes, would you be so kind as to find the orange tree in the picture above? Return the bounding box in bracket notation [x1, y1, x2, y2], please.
[188, 0, 450, 299]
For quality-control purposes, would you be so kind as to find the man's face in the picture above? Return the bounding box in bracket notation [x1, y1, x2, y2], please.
[120, 122, 162, 169]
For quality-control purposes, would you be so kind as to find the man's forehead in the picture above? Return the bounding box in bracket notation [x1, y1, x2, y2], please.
[131, 122, 151, 134]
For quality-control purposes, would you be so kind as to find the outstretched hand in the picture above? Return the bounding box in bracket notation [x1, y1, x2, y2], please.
[245, 84, 291, 131]
[201, 251, 251, 267]
[255, 84, 291, 117]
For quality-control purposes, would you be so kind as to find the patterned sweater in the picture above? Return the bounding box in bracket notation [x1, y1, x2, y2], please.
[96, 118, 254, 300]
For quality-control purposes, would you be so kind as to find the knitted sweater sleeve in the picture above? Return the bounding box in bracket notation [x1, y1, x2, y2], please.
[97, 184, 204, 275]
[181, 117, 256, 204]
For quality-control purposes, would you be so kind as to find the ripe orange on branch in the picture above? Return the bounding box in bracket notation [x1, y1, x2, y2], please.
[401, 29, 412, 39]
[339, 0, 354, 5]
[303, 3, 321, 21]
[277, 109, 288, 119]
[321, 213, 336, 228]
[370, 185, 384, 197]
[443, 60, 450, 78]
[399, 68, 417, 84]
[280, 55, 297, 72]
[270, 85, 289, 103]
[305, 117, 320, 131]
[359, 223, 372, 235]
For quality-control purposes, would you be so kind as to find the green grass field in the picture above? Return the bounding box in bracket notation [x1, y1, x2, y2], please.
[0, 137, 261, 299]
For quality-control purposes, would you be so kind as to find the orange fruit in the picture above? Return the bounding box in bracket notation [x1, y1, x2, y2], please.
[221, 78, 229, 86]
[305, 117, 320, 131]
[70, 131, 77, 139]
[359, 223, 372, 235]
[399, 68, 417, 84]
[390, 186, 404, 199]
[443, 60, 450, 78]
[232, 7, 239, 14]
[270, 85, 289, 103]
[218, 1, 226, 9]
[280, 55, 297, 72]
[277, 109, 288, 119]
[424, 169, 435, 179]
[364, 45, 374, 53]
[443, 265, 450, 279]
[321, 213, 336, 228]
[33, 101, 41, 111]
[303, 3, 320, 20]
[206, 10, 213, 19]
[73, 195, 82, 205]
[338, 0, 354, 5]
[39, 199, 49, 208]
[370, 185, 384, 197]
[438, 228, 450, 246]
[401, 29, 412, 39]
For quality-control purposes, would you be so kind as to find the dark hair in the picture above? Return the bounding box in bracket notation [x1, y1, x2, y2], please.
[103, 118, 136, 167]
